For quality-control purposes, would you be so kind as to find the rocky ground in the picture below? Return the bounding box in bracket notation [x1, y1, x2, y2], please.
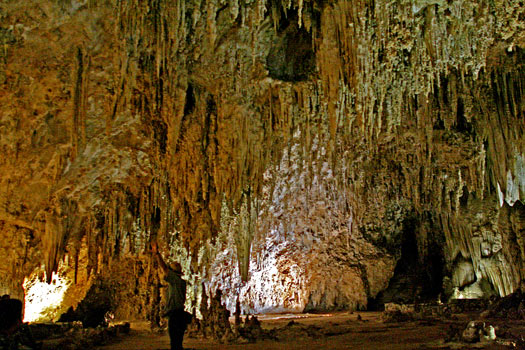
[90, 311, 524, 350]
[3, 290, 518, 350]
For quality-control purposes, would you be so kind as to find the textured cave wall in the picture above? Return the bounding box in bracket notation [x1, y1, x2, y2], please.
[0, 0, 523, 320]
[207, 135, 397, 313]
[198, 0, 525, 312]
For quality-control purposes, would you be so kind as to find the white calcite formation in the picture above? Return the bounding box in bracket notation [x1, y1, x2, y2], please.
[0, 0, 523, 321]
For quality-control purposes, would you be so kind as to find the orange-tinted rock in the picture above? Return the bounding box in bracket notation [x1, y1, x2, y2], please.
[0, 0, 523, 323]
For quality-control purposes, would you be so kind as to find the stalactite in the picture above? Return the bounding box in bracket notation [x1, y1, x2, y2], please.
[0, 0, 523, 319]
[234, 191, 258, 282]
[440, 207, 521, 297]
[72, 47, 86, 158]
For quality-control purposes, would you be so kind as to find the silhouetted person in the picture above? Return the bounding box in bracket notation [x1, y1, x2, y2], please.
[152, 242, 191, 350]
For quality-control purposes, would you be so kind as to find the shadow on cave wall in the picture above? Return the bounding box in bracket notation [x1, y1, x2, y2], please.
[266, 9, 316, 82]
[368, 216, 446, 310]
[58, 279, 115, 328]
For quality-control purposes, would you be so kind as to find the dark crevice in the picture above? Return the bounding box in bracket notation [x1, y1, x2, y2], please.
[441, 75, 449, 106]
[266, 10, 316, 82]
[151, 207, 162, 233]
[454, 97, 474, 135]
[184, 83, 196, 116]
[459, 190, 469, 207]
[372, 218, 445, 308]
[433, 115, 445, 130]
[151, 119, 167, 155]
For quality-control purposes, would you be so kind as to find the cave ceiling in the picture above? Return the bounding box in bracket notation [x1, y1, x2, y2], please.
[0, 0, 523, 317]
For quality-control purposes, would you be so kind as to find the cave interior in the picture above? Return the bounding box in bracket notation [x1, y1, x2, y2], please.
[0, 0, 524, 348]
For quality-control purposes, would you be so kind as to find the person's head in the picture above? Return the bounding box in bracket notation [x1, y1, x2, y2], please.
[1, 295, 10, 300]
[169, 261, 182, 273]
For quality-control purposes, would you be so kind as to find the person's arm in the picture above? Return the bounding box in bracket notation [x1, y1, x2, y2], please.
[151, 241, 168, 273]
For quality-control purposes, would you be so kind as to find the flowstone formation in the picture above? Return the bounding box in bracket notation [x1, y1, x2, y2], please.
[0, 0, 523, 324]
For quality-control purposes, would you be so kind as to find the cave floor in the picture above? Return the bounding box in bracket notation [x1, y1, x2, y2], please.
[95, 312, 523, 350]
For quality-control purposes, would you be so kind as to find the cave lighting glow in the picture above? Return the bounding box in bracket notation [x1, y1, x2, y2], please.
[23, 269, 71, 323]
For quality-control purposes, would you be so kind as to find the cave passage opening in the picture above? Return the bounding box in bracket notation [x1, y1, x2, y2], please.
[369, 216, 446, 310]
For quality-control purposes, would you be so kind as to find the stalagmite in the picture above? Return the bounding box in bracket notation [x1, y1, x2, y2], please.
[0, 2, 522, 346]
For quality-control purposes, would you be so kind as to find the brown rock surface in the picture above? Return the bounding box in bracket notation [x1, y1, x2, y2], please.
[0, 0, 523, 324]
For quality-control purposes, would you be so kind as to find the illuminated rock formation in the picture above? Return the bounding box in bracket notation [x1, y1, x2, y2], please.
[0, 0, 523, 322]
